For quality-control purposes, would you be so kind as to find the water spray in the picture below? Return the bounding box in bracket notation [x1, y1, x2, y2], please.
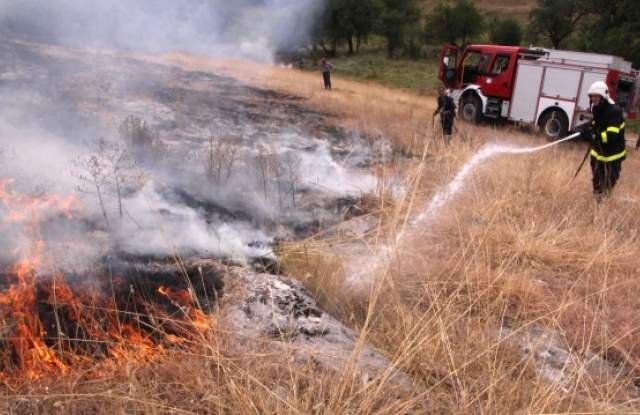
[411, 131, 581, 227]
[348, 131, 581, 287]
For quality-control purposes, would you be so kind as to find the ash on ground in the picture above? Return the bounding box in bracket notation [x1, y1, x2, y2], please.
[0, 39, 390, 268]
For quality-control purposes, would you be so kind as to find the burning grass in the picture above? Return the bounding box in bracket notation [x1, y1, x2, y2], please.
[0, 258, 220, 385]
[0, 181, 220, 386]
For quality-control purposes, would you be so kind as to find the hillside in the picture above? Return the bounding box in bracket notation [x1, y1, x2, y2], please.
[2, 38, 640, 413]
[174, 56, 640, 413]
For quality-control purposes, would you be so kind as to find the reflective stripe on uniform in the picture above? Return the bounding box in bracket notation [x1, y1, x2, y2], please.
[600, 122, 626, 143]
[591, 149, 626, 162]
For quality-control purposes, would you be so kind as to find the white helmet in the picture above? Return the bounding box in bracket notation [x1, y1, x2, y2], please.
[587, 81, 614, 104]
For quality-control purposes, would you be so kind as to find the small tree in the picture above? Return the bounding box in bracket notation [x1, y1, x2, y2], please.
[528, 0, 586, 49]
[73, 152, 111, 228]
[424, 0, 484, 46]
[253, 143, 272, 202]
[105, 145, 128, 220]
[73, 141, 135, 228]
[489, 17, 523, 46]
[283, 153, 302, 208]
[268, 150, 286, 209]
[205, 135, 239, 186]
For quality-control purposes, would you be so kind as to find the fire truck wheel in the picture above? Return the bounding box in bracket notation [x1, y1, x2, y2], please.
[461, 94, 482, 124]
[539, 109, 568, 140]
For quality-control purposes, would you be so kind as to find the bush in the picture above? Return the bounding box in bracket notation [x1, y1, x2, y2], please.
[118, 115, 161, 162]
[489, 17, 523, 46]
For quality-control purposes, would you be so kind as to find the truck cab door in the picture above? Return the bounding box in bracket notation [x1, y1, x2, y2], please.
[480, 53, 515, 100]
[439, 44, 460, 88]
[460, 48, 491, 86]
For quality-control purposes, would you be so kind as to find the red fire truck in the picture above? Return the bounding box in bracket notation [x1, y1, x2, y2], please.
[438, 44, 640, 139]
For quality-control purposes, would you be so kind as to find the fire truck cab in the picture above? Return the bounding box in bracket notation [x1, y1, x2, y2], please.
[439, 43, 640, 139]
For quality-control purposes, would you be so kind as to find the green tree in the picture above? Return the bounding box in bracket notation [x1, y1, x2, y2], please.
[578, 0, 640, 67]
[320, 0, 348, 56]
[424, 0, 484, 47]
[378, 0, 421, 58]
[313, 0, 382, 56]
[489, 17, 522, 46]
[349, 0, 382, 53]
[528, 0, 586, 49]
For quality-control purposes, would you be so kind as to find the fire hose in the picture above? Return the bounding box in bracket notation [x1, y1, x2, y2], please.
[572, 143, 592, 180]
[540, 132, 588, 180]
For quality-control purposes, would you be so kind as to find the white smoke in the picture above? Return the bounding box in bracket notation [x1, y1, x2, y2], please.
[113, 182, 273, 262]
[0, 0, 387, 271]
[0, 0, 323, 60]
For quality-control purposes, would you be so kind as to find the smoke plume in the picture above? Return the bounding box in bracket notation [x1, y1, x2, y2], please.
[0, 0, 388, 274]
[0, 0, 323, 60]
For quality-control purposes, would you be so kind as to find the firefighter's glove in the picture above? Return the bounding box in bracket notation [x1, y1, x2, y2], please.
[576, 124, 593, 143]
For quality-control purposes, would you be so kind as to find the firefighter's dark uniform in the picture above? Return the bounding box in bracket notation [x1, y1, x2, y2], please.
[588, 100, 626, 199]
[434, 95, 456, 139]
[320, 61, 332, 90]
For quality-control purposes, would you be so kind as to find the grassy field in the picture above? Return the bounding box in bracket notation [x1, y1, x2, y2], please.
[319, 50, 441, 92]
[7, 53, 640, 413]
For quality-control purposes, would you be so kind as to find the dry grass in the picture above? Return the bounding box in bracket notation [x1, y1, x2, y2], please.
[280, 121, 640, 413]
[141, 53, 435, 157]
[5, 53, 640, 413]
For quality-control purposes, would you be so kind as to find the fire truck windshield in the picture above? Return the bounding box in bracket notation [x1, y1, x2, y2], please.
[462, 51, 491, 84]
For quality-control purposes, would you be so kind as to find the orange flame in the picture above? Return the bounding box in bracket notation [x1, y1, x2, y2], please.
[0, 181, 214, 384]
[0, 179, 81, 224]
[157, 286, 214, 332]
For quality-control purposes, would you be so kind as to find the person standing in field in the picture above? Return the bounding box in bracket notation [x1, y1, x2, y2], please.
[580, 80, 627, 201]
[320, 58, 333, 90]
[433, 87, 456, 145]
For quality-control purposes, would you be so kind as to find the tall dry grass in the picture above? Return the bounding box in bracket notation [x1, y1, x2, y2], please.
[282, 121, 640, 413]
[5, 53, 640, 414]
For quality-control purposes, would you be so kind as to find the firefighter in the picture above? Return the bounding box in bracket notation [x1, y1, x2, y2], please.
[320, 58, 333, 90]
[580, 80, 627, 201]
[433, 87, 456, 145]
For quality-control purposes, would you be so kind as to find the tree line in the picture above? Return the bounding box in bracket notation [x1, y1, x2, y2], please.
[310, 0, 640, 67]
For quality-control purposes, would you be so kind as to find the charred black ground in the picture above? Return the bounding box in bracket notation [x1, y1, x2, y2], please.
[0, 38, 382, 267]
